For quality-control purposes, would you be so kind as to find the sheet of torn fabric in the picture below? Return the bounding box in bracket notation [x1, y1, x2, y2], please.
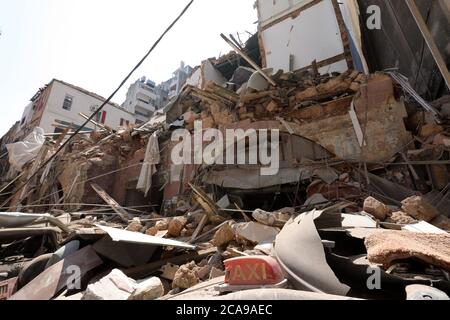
[6, 127, 45, 171]
[137, 131, 160, 196]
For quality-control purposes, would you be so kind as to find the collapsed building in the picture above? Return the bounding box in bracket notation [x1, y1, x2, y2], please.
[0, 0, 450, 300]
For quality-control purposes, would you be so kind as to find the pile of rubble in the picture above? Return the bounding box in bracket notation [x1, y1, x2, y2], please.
[1, 60, 450, 300]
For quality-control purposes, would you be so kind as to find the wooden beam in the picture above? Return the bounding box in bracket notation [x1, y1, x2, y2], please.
[91, 183, 130, 223]
[240, 90, 277, 103]
[189, 214, 208, 243]
[331, 0, 354, 70]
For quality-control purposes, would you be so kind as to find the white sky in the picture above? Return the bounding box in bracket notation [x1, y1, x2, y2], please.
[0, 0, 258, 136]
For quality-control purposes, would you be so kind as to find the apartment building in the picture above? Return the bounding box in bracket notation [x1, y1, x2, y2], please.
[121, 77, 168, 124]
[160, 61, 194, 100]
[18, 79, 136, 138]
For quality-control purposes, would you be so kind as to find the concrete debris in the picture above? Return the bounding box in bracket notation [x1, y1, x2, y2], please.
[145, 227, 158, 236]
[211, 222, 235, 247]
[365, 231, 450, 270]
[172, 262, 200, 290]
[386, 212, 416, 225]
[0, 0, 450, 301]
[83, 270, 163, 301]
[159, 264, 180, 281]
[129, 277, 164, 300]
[363, 197, 392, 221]
[168, 217, 188, 237]
[155, 219, 170, 231]
[83, 269, 137, 301]
[126, 219, 144, 233]
[401, 196, 439, 222]
[252, 209, 292, 227]
[234, 222, 280, 245]
[195, 265, 211, 281]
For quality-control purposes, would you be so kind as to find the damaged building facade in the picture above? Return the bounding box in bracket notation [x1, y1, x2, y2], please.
[17, 79, 136, 140]
[0, 0, 450, 301]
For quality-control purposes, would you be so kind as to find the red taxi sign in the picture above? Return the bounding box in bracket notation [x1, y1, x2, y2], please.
[224, 256, 284, 286]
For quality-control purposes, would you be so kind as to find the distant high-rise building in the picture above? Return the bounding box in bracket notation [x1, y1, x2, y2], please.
[122, 77, 169, 124]
[160, 61, 194, 100]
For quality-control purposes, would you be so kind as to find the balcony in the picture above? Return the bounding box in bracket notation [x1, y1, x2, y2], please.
[134, 99, 156, 113]
[135, 108, 151, 117]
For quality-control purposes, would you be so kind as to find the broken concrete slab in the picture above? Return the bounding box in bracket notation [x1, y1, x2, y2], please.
[233, 222, 279, 244]
[365, 231, 450, 270]
[129, 277, 164, 300]
[340, 214, 378, 229]
[83, 269, 136, 300]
